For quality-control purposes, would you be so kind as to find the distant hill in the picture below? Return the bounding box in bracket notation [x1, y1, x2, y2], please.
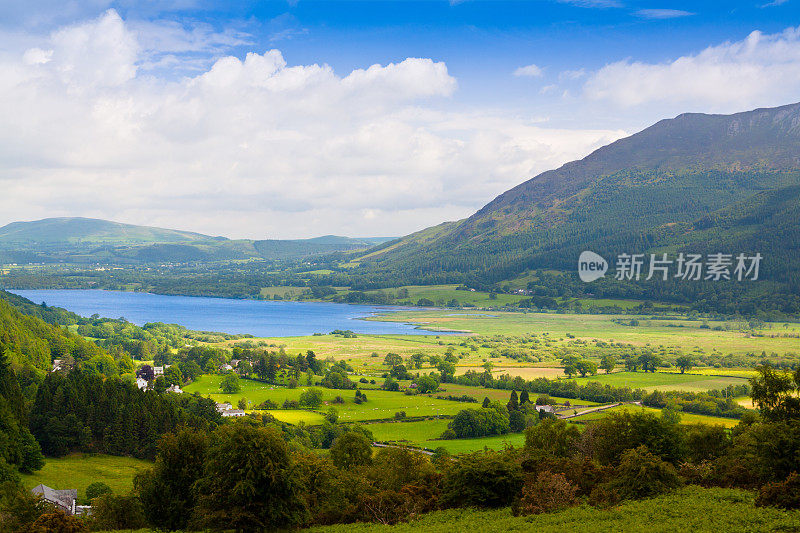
[0, 217, 222, 247]
[351, 102, 800, 314]
[254, 235, 395, 260]
[0, 217, 395, 264]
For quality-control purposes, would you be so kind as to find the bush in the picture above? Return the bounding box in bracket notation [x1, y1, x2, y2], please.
[299, 388, 324, 409]
[89, 494, 147, 530]
[0, 458, 20, 485]
[394, 411, 407, 420]
[330, 432, 373, 470]
[25, 510, 88, 533]
[756, 472, 800, 509]
[512, 471, 578, 516]
[441, 450, 523, 508]
[219, 373, 240, 394]
[84, 482, 112, 503]
[609, 446, 681, 500]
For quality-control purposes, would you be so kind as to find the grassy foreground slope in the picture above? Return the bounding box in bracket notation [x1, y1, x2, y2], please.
[306, 486, 800, 533]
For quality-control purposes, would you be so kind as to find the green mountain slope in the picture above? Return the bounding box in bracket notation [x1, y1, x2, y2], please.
[254, 235, 395, 260]
[349, 102, 800, 314]
[0, 217, 221, 246]
[0, 218, 394, 264]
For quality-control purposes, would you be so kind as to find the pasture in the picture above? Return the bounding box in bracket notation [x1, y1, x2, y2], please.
[570, 403, 740, 428]
[21, 454, 152, 501]
[183, 375, 469, 422]
[568, 371, 749, 392]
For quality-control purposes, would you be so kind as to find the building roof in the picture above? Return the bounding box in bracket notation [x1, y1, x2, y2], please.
[32, 484, 77, 513]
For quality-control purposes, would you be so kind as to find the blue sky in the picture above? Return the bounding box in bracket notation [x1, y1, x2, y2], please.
[0, 1, 799, 237]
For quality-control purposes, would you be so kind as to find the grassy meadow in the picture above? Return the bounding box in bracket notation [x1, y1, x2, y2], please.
[21, 454, 151, 501]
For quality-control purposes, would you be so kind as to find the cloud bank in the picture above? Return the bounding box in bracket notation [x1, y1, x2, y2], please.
[583, 26, 800, 111]
[0, 9, 624, 238]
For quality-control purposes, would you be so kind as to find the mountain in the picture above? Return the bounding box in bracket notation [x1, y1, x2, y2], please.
[0, 217, 395, 264]
[352, 102, 800, 312]
[0, 217, 222, 247]
[254, 235, 395, 260]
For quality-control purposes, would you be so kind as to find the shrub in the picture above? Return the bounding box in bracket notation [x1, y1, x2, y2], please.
[756, 472, 800, 509]
[609, 446, 681, 500]
[219, 373, 240, 394]
[512, 471, 578, 516]
[299, 388, 324, 409]
[330, 432, 373, 470]
[89, 494, 147, 530]
[0, 458, 20, 485]
[333, 396, 345, 404]
[394, 411, 407, 420]
[441, 450, 523, 508]
[84, 482, 112, 503]
[25, 510, 87, 533]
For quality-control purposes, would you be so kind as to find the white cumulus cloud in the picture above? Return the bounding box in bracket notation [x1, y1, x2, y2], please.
[583, 26, 800, 112]
[514, 63, 544, 77]
[0, 9, 625, 239]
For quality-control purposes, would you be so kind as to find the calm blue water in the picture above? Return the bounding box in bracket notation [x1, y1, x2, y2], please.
[9, 289, 431, 337]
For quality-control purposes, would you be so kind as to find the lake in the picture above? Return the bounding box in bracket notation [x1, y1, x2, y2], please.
[9, 289, 433, 337]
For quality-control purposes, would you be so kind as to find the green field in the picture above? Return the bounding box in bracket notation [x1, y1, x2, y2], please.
[304, 486, 800, 533]
[269, 409, 327, 424]
[569, 371, 749, 392]
[368, 310, 800, 355]
[571, 404, 740, 428]
[21, 454, 152, 502]
[184, 375, 469, 422]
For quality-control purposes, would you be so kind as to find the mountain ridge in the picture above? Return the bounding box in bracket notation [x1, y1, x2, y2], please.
[351, 101, 800, 298]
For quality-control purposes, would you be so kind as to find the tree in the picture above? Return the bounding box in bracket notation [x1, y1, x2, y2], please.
[237, 398, 248, 410]
[575, 360, 598, 378]
[437, 361, 456, 382]
[507, 390, 519, 412]
[519, 390, 530, 405]
[136, 365, 154, 382]
[607, 446, 681, 500]
[134, 429, 209, 531]
[384, 353, 403, 367]
[675, 356, 694, 374]
[194, 425, 307, 531]
[325, 408, 338, 424]
[600, 355, 616, 374]
[299, 388, 324, 409]
[89, 494, 147, 531]
[85, 482, 112, 502]
[330, 431, 373, 470]
[219, 373, 241, 394]
[441, 449, 523, 508]
[524, 419, 580, 457]
[163, 366, 182, 386]
[561, 356, 579, 378]
[750, 364, 800, 421]
[381, 377, 400, 392]
[415, 375, 438, 394]
[638, 353, 661, 373]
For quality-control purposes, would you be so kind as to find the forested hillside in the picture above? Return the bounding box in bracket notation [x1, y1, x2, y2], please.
[345, 102, 800, 316]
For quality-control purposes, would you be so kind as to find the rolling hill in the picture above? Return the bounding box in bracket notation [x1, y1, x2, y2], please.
[0, 217, 394, 264]
[349, 102, 800, 313]
[0, 217, 221, 246]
